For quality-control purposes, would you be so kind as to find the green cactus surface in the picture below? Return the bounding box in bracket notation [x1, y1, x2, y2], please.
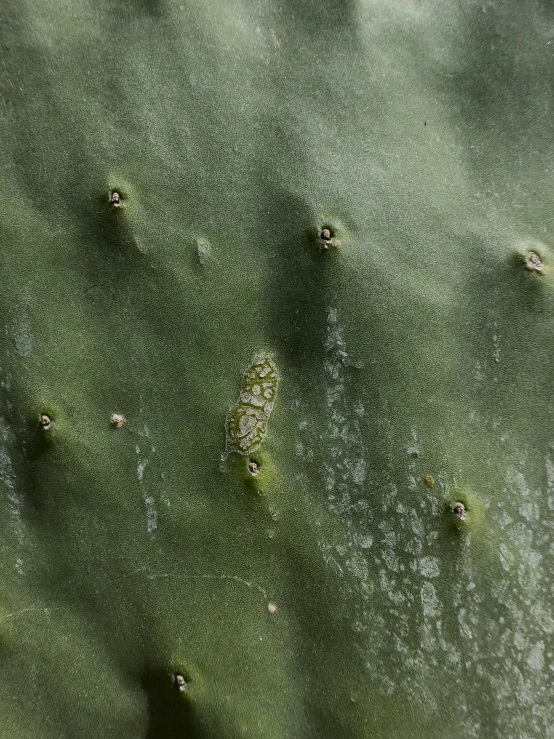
[0, 0, 553, 737]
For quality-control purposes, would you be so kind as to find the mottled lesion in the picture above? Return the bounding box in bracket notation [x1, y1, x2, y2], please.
[223, 354, 278, 460]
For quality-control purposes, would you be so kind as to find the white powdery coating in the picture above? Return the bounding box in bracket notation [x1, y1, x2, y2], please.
[136, 440, 158, 533]
[412, 556, 440, 578]
[0, 415, 25, 574]
[421, 582, 441, 618]
[295, 305, 554, 735]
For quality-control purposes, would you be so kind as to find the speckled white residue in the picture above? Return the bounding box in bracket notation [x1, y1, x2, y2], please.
[412, 556, 440, 578]
[295, 302, 554, 734]
[308, 307, 469, 722]
[143, 494, 157, 533]
[462, 459, 554, 737]
[317, 308, 371, 586]
[292, 307, 373, 605]
[346, 551, 369, 582]
[473, 360, 485, 382]
[136, 441, 158, 533]
[137, 458, 148, 482]
[0, 415, 25, 574]
[420, 581, 440, 618]
[546, 458, 554, 512]
[527, 641, 545, 671]
[492, 331, 500, 364]
[387, 442, 551, 731]
[499, 542, 515, 571]
[13, 306, 32, 358]
[356, 533, 373, 549]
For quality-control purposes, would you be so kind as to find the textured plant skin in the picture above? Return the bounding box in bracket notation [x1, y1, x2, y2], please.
[0, 1, 553, 737]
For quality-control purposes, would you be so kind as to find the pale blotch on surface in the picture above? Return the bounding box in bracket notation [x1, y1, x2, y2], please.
[267, 602, 277, 614]
[136, 442, 158, 533]
[0, 416, 25, 574]
[14, 307, 32, 357]
[223, 354, 278, 459]
[197, 237, 209, 265]
[412, 556, 440, 578]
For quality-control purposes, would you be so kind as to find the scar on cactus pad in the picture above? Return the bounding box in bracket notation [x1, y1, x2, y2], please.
[196, 237, 209, 265]
[222, 354, 278, 462]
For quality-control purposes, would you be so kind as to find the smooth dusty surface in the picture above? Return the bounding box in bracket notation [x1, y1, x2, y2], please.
[0, 1, 553, 736]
